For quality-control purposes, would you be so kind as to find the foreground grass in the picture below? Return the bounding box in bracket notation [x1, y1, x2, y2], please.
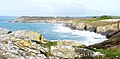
[94, 49, 120, 59]
[95, 49, 120, 56]
[83, 46, 120, 59]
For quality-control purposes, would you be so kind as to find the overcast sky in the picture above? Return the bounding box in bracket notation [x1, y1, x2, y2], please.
[0, 0, 120, 16]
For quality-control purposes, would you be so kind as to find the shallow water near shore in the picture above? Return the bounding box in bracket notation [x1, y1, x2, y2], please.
[0, 16, 107, 46]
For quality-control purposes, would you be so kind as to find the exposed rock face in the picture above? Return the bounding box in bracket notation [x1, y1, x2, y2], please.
[75, 23, 86, 30]
[0, 28, 103, 59]
[65, 21, 120, 37]
[50, 45, 96, 59]
[49, 40, 102, 59]
[0, 30, 47, 59]
[96, 23, 119, 36]
[89, 26, 120, 53]
[50, 45, 77, 58]
[12, 30, 46, 43]
[75, 48, 95, 57]
[96, 23, 119, 33]
[64, 23, 77, 29]
[85, 24, 96, 32]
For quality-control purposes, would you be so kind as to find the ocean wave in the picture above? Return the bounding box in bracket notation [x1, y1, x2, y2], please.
[53, 24, 107, 46]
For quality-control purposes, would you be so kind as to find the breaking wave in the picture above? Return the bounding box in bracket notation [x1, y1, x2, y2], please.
[53, 24, 107, 46]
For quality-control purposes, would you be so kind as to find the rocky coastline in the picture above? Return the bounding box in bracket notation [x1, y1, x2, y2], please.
[11, 16, 120, 37]
[9, 16, 120, 58]
[64, 21, 120, 38]
[0, 28, 106, 59]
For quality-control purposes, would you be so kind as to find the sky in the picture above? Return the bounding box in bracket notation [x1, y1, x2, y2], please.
[0, 0, 120, 16]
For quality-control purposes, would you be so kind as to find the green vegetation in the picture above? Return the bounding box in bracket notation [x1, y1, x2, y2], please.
[93, 16, 97, 18]
[44, 41, 57, 48]
[94, 49, 120, 59]
[43, 40, 120, 59]
[99, 15, 112, 20]
[45, 49, 51, 58]
[44, 41, 57, 57]
[95, 49, 120, 57]
[83, 46, 120, 59]
[83, 15, 112, 22]
[110, 16, 120, 19]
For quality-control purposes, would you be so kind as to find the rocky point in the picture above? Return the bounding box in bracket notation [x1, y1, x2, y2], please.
[0, 28, 104, 59]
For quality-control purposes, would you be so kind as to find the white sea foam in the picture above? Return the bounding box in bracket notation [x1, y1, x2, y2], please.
[53, 24, 72, 33]
[53, 24, 108, 46]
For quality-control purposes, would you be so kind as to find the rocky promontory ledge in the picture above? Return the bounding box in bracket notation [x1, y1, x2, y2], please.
[0, 28, 105, 59]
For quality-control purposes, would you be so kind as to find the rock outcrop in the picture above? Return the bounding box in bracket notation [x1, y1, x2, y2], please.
[0, 29, 47, 59]
[0, 28, 103, 59]
[13, 30, 46, 43]
[64, 21, 120, 37]
[50, 45, 77, 58]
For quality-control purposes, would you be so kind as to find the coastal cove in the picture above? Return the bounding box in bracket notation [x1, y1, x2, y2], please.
[0, 16, 107, 46]
[1, 16, 120, 59]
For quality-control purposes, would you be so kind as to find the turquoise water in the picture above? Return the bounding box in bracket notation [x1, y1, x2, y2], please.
[0, 16, 107, 45]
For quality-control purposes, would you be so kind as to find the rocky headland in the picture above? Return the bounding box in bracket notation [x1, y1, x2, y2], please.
[11, 16, 120, 37]
[9, 16, 120, 58]
[0, 28, 106, 59]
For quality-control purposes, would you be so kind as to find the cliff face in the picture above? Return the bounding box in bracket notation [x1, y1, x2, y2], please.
[65, 21, 120, 38]
[68, 21, 120, 53]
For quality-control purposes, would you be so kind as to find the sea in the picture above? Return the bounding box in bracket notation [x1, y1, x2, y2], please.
[0, 16, 107, 46]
